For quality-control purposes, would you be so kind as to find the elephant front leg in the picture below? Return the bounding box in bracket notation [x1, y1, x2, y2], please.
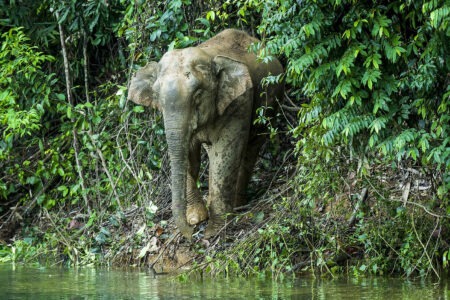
[205, 132, 247, 238]
[186, 143, 208, 225]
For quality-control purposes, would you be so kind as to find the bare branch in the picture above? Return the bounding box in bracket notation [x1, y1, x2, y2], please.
[55, 11, 90, 214]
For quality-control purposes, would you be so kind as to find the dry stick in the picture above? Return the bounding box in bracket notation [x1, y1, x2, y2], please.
[365, 176, 445, 218]
[347, 188, 368, 227]
[402, 181, 411, 207]
[424, 221, 441, 279]
[281, 104, 301, 112]
[87, 130, 123, 211]
[389, 198, 444, 218]
[82, 30, 90, 105]
[56, 11, 72, 106]
[56, 11, 90, 214]
[282, 91, 301, 113]
[121, 3, 149, 185]
[263, 150, 295, 197]
[108, 126, 149, 206]
[44, 209, 78, 265]
[23, 180, 54, 215]
[276, 95, 296, 129]
[81, 29, 102, 209]
[411, 212, 440, 278]
[148, 232, 180, 275]
[115, 126, 144, 184]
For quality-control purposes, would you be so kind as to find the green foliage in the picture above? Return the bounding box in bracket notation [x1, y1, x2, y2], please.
[209, 222, 295, 278]
[0, 0, 169, 266]
[0, 27, 54, 135]
[260, 0, 450, 198]
[248, 0, 450, 277]
[0, 239, 40, 264]
[0, 27, 57, 200]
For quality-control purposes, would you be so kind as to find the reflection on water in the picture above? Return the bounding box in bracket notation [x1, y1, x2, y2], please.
[0, 264, 448, 299]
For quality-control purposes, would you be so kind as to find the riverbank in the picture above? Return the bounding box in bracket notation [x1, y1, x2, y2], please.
[1, 0, 449, 280]
[1, 148, 446, 279]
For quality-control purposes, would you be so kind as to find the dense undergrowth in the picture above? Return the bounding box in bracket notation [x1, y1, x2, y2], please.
[0, 0, 449, 279]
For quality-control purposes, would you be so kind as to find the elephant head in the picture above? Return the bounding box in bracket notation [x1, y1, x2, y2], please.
[128, 47, 253, 238]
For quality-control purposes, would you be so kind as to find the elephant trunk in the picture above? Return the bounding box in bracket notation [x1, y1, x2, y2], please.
[165, 122, 194, 239]
[160, 76, 195, 238]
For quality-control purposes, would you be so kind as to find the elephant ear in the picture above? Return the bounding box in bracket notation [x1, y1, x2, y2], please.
[213, 56, 253, 116]
[128, 62, 160, 108]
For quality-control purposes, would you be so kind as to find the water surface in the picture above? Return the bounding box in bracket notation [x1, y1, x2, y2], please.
[0, 264, 447, 299]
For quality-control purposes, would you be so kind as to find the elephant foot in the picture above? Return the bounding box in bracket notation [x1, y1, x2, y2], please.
[174, 215, 195, 240]
[204, 201, 232, 238]
[186, 201, 208, 225]
[204, 218, 226, 239]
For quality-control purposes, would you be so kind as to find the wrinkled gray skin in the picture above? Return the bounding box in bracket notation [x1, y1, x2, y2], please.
[128, 29, 283, 239]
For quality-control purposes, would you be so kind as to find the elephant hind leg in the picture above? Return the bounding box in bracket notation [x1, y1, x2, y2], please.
[234, 134, 265, 207]
[186, 143, 208, 225]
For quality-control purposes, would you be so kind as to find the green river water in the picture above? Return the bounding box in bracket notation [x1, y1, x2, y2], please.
[0, 264, 448, 299]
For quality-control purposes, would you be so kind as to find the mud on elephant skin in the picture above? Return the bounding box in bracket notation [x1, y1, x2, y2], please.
[128, 29, 284, 239]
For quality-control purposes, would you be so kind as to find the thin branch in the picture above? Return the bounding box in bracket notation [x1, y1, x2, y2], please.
[411, 212, 440, 278]
[402, 181, 411, 206]
[88, 130, 122, 211]
[148, 232, 180, 275]
[44, 209, 78, 266]
[56, 11, 72, 107]
[365, 176, 446, 218]
[55, 11, 90, 214]
[284, 91, 301, 111]
[281, 104, 300, 112]
[348, 187, 368, 226]
[83, 29, 91, 105]
[388, 198, 445, 219]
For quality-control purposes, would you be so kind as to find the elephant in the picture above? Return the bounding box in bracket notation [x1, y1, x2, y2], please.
[128, 29, 283, 239]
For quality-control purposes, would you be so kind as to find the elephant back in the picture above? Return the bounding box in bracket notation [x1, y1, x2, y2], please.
[199, 29, 258, 57]
[199, 29, 283, 101]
